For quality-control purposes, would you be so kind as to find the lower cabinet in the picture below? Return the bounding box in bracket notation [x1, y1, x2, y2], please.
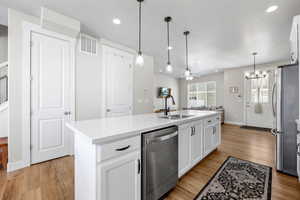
[190, 121, 203, 166]
[203, 121, 221, 157]
[178, 120, 203, 177]
[179, 115, 221, 178]
[178, 123, 192, 177]
[98, 151, 141, 200]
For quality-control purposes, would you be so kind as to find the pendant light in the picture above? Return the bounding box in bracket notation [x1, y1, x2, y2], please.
[165, 16, 173, 73]
[136, 0, 144, 67]
[184, 31, 193, 80]
[245, 52, 266, 80]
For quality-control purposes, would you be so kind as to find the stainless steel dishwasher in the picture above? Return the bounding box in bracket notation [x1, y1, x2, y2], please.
[142, 126, 178, 200]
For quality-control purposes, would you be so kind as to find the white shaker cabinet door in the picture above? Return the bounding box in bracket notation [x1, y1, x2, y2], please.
[203, 126, 214, 157]
[98, 151, 141, 200]
[211, 123, 221, 149]
[178, 124, 192, 177]
[190, 121, 203, 166]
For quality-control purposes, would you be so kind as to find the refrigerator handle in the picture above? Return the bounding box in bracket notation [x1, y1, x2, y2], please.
[271, 83, 276, 117]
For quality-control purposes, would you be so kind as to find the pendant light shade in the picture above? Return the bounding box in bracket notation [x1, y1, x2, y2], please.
[184, 31, 193, 80]
[165, 16, 173, 73]
[135, 0, 144, 67]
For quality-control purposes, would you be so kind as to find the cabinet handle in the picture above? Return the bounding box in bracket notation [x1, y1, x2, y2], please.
[115, 145, 131, 151]
[137, 159, 141, 174]
[297, 144, 300, 156]
[208, 120, 212, 123]
[191, 127, 195, 136]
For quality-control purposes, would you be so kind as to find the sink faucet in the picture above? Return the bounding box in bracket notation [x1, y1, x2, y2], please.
[164, 95, 176, 116]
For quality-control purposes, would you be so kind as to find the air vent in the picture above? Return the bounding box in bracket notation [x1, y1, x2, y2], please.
[80, 34, 97, 55]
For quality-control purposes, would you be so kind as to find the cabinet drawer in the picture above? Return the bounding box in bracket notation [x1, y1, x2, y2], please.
[204, 117, 216, 126]
[204, 115, 221, 126]
[97, 136, 141, 162]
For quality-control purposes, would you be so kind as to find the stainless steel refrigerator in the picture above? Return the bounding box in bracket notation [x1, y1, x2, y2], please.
[271, 64, 299, 176]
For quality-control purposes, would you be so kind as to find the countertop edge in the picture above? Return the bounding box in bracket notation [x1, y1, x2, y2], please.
[67, 112, 220, 144]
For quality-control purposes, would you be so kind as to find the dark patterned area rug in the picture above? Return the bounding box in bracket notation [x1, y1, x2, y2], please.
[194, 156, 272, 200]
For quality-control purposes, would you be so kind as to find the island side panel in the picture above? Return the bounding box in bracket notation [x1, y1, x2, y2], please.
[75, 134, 97, 200]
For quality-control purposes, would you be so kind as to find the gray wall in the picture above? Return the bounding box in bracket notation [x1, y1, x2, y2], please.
[0, 25, 8, 63]
[179, 72, 224, 108]
[223, 61, 288, 124]
[153, 74, 180, 111]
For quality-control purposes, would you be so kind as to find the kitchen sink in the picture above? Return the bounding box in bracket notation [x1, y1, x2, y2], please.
[159, 114, 194, 120]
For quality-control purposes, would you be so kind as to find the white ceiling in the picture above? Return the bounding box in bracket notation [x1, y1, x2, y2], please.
[1, 0, 300, 77]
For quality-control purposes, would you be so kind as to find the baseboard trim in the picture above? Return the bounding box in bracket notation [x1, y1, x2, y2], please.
[7, 160, 29, 172]
[224, 121, 244, 126]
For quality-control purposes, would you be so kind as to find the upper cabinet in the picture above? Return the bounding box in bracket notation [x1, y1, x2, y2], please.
[290, 16, 299, 64]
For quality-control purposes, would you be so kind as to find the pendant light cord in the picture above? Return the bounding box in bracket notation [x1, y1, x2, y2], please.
[138, 1, 142, 54]
[167, 21, 170, 64]
[253, 54, 256, 73]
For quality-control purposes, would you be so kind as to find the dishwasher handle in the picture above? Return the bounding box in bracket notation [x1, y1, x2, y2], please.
[148, 132, 178, 144]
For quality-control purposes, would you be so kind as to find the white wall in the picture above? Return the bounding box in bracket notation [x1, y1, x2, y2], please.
[179, 72, 224, 108]
[0, 103, 8, 138]
[8, 9, 40, 164]
[8, 9, 156, 168]
[75, 40, 102, 120]
[223, 61, 288, 125]
[133, 55, 154, 114]
[153, 74, 180, 111]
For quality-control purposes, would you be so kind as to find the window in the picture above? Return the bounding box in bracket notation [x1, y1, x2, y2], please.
[188, 81, 216, 107]
[250, 76, 269, 103]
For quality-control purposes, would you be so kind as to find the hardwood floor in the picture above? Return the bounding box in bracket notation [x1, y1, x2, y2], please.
[0, 124, 299, 200]
[166, 124, 300, 200]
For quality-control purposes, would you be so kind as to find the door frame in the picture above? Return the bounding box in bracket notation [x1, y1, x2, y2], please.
[100, 40, 135, 117]
[22, 22, 76, 166]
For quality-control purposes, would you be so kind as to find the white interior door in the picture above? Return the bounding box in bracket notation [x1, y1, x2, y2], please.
[244, 70, 275, 128]
[104, 47, 133, 117]
[31, 31, 72, 164]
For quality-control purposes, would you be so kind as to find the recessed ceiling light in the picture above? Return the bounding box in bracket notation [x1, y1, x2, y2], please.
[167, 46, 173, 50]
[266, 5, 278, 13]
[113, 18, 121, 25]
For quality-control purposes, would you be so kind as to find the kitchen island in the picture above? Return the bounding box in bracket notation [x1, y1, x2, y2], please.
[67, 110, 221, 200]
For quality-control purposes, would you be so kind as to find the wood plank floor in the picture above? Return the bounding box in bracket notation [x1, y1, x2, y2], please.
[0, 124, 299, 200]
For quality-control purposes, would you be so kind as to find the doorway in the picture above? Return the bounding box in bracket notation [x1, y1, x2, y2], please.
[102, 46, 134, 117]
[23, 23, 75, 165]
[244, 69, 275, 129]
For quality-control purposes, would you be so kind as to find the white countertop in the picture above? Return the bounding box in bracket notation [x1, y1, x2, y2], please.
[66, 110, 219, 144]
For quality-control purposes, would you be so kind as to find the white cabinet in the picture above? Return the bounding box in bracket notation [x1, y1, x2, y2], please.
[290, 16, 299, 64]
[178, 123, 192, 177]
[190, 121, 203, 166]
[212, 123, 221, 148]
[203, 117, 221, 157]
[98, 151, 141, 200]
[74, 134, 141, 200]
[203, 125, 214, 156]
[178, 120, 203, 177]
